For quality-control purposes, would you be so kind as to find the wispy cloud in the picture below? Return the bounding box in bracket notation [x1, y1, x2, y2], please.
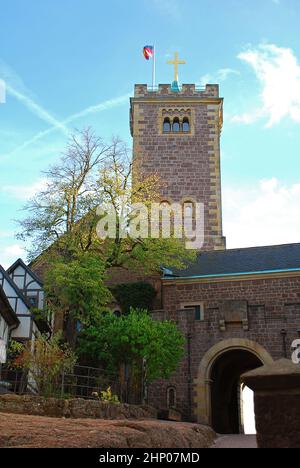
[0, 60, 69, 134]
[5, 93, 131, 158]
[151, 0, 181, 20]
[1, 177, 48, 201]
[0, 229, 14, 240]
[63, 93, 131, 122]
[199, 68, 240, 86]
[6, 84, 69, 135]
[0, 78, 5, 103]
[232, 43, 300, 127]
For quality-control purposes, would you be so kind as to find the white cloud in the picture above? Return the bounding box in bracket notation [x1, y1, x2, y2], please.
[0, 230, 14, 239]
[199, 68, 239, 86]
[233, 44, 300, 127]
[2, 178, 47, 201]
[0, 60, 68, 135]
[223, 177, 300, 248]
[0, 243, 26, 269]
[7, 84, 69, 135]
[151, 0, 181, 20]
[5, 93, 130, 159]
[0, 60, 130, 160]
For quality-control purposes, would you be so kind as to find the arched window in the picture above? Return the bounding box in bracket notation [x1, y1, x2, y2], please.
[183, 200, 195, 239]
[183, 201, 194, 218]
[172, 117, 180, 132]
[182, 117, 190, 132]
[160, 200, 171, 209]
[167, 387, 176, 408]
[163, 118, 171, 133]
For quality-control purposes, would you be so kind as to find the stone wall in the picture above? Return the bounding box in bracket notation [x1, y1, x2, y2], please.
[148, 273, 300, 421]
[0, 394, 157, 420]
[242, 359, 300, 448]
[130, 83, 225, 251]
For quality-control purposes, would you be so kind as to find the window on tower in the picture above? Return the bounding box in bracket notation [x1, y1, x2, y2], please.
[163, 118, 171, 133]
[161, 111, 192, 134]
[172, 118, 180, 132]
[182, 117, 190, 132]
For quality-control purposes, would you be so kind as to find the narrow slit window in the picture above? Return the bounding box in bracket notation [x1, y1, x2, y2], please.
[194, 305, 201, 321]
[172, 117, 180, 132]
[163, 118, 171, 133]
[182, 117, 190, 132]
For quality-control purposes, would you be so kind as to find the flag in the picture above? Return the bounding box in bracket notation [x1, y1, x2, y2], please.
[143, 46, 154, 60]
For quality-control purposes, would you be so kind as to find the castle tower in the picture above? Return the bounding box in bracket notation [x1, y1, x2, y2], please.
[130, 72, 226, 251]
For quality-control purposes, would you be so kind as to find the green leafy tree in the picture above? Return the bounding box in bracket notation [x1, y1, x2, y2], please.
[18, 129, 196, 349]
[78, 308, 185, 386]
[45, 253, 112, 347]
[18, 129, 196, 272]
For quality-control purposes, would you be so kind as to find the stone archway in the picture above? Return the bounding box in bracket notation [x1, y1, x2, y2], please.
[194, 339, 273, 429]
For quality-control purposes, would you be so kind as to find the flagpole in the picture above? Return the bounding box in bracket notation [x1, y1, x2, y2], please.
[152, 45, 156, 90]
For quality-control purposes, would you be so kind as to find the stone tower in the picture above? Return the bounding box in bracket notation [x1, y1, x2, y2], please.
[130, 82, 226, 251]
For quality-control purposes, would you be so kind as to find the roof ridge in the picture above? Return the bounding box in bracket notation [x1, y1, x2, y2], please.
[199, 242, 300, 256]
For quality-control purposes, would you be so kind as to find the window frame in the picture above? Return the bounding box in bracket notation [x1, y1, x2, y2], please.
[182, 117, 190, 133]
[181, 302, 204, 321]
[172, 117, 181, 133]
[163, 117, 171, 133]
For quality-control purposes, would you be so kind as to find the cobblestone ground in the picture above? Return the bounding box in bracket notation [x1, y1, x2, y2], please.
[212, 435, 257, 448]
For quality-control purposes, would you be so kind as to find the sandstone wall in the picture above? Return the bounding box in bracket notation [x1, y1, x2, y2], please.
[149, 274, 300, 420]
[0, 394, 157, 420]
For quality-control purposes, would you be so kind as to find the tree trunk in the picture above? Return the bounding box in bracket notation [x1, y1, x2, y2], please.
[64, 313, 78, 350]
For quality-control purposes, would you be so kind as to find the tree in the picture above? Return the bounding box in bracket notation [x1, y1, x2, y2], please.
[45, 253, 112, 348]
[13, 334, 76, 397]
[78, 309, 185, 387]
[17, 128, 113, 260]
[18, 129, 196, 349]
[18, 128, 196, 273]
[93, 143, 196, 273]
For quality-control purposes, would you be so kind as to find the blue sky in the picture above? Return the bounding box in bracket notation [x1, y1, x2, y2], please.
[1, 0, 300, 266]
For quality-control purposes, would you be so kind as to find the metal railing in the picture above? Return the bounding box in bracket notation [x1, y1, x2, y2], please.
[60, 364, 121, 400]
[0, 364, 142, 404]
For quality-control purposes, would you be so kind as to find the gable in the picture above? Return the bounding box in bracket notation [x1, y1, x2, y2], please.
[0, 265, 31, 316]
[7, 258, 43, 288]
[7, 258, 44, 310]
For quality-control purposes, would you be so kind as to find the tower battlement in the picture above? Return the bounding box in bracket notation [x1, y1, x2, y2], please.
[134, 83, 220, 99]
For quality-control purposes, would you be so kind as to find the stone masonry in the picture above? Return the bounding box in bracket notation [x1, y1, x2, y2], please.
[130, 84, 226, 251]
[148, 273, 300, 423]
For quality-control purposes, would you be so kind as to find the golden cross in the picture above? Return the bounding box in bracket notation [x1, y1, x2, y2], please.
[167, 52, 186, 82]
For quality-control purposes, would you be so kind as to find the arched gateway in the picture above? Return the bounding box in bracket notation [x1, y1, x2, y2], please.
[194, 339, 273, 433]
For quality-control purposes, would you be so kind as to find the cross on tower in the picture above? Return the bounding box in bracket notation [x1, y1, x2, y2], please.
[167, 52, 186, 83]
